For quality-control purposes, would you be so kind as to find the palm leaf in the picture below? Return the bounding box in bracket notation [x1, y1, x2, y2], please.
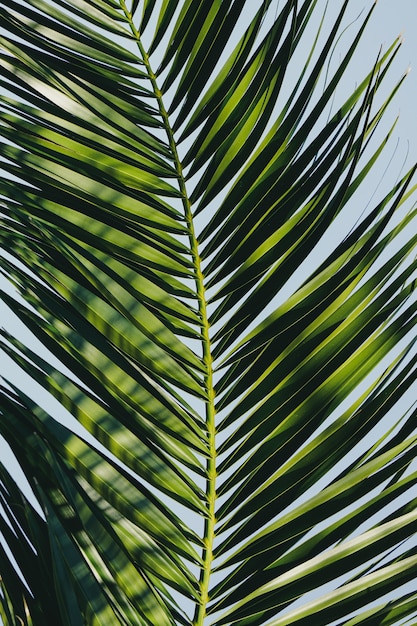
[0, 1, 416, 624]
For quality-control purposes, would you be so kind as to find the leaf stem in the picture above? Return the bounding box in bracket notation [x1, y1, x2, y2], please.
[120, 5, 216, 624]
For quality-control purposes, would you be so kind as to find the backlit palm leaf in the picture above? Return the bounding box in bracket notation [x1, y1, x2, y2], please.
[0, 1, 416, 624]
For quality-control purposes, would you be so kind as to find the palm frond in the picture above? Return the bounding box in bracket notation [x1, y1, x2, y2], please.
[0, 1, 416, 624]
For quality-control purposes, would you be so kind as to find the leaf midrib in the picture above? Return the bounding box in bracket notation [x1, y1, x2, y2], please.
[120, 4, 217, 624]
